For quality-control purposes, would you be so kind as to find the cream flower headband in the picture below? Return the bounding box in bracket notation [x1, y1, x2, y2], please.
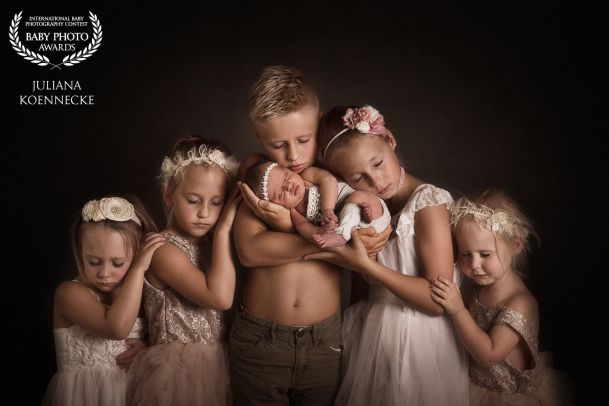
[160, 144, 239, 184]
[82, 197, 142, 226]
[450, 197, 517, 238]
[323, 105, 393, 159]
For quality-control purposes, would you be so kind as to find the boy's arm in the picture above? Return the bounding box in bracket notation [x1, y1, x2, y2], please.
[301, 167, 338, 223]
[234, 204, 320, 267]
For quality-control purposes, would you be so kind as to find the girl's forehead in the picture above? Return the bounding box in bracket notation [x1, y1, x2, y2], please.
[339, 135, 387, 156]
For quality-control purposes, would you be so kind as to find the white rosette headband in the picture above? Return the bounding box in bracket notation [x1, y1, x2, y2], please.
[82, 197, 142, 226]
[160, 144, 239, 185]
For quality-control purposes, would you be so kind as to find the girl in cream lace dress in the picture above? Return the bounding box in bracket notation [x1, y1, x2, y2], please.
[127, 137, 241, 405]
[43, 196, 164, 406]
[431, 190, 576, 405]
[307, 105, 469, 405]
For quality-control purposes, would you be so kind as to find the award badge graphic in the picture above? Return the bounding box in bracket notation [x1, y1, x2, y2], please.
[9, 11, 102, 105]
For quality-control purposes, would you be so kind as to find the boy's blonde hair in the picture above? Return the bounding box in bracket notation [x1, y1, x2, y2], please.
[248, 65, 319, 121]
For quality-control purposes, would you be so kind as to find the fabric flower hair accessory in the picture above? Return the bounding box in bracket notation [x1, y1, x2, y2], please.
[323, 105, 394, 159]
[160, 144, 239, 186]
[82, 197, 142, 226]
[450, 198, 516, 238]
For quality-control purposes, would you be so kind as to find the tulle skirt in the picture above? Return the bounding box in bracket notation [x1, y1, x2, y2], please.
[43, 367, 128, 406]
[469, 352, 576, 406]
[127, 341, 231, 406]
[335, 300, 469, 406]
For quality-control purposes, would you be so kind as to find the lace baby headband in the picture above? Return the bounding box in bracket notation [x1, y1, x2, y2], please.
[450, 198, 517, 238]
[82, 197, 142, 226]
[160, 144, 239, 183]
[261, 162, 278, 201]
[323, 105, 393, 159]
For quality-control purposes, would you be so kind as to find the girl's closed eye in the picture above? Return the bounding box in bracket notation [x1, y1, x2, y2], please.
[272, 142, 284, 149]
[112, 260, 127, 268]
[211, 200, 224, 207]
[374, 160, 383, 167]
[297, 137, 310, 144]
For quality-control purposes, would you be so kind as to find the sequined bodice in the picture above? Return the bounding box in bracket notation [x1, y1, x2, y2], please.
[144, 232, 224, 345]
[53, 318, 143, 372]
[468, 294, 541, 393]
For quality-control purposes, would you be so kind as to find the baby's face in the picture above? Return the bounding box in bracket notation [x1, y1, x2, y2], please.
[266, 166, 305, 209]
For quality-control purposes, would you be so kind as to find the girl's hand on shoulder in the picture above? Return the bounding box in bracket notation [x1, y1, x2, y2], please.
[238, 181, 294, 233]
[216, 184, 244, 232]
[430, 276, 465, 315]
[304, 227, 373, 274]
[358, 224, 392, 257]
[132, 233, 166, 271]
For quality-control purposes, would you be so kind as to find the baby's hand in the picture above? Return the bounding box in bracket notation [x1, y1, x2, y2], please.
[320, 221, 337, 234]
[132, 233, 166, 272]
[321, 208, 338, 225]
[429, 276, 466, 315]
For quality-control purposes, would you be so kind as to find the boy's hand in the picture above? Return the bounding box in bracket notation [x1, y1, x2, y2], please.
[238, 182, 294, 233]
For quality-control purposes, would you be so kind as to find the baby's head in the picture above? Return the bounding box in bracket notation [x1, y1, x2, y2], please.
[244, 160, 306, 209]
[451, 189, 538, 277]
[248, 65, 319, 172]
[71, 195, 156, 293]
[318, 105, 403, 199]
[159, 136, 238, 238]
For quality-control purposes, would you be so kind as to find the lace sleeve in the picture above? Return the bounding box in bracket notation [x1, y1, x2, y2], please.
[413, 184, 452, 212]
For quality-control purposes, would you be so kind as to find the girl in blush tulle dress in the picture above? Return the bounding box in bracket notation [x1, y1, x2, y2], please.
[43, 196, 165, 406]
[431, 190, 576, 406]
[306, 105, 469, 405]
[127, 136, 241, 405]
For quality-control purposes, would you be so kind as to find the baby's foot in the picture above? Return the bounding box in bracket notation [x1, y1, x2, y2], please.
[360, 202, 373, 223]
[312, 232, 347, 248]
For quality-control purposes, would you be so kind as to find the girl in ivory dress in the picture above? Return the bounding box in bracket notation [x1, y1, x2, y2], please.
[127, 136, 241, 405]
[43, 196, 165, 406]
[305, 105, 469, 406]
[430, 189, 576, 406]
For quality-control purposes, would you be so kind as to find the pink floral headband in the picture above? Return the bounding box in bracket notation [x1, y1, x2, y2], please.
[323, 105, 393, 159]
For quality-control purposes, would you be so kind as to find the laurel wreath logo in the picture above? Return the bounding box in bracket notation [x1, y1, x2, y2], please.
[8, 10, 102, 70]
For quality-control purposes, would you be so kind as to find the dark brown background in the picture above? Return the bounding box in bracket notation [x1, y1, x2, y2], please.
[6, 2, 604, 404]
